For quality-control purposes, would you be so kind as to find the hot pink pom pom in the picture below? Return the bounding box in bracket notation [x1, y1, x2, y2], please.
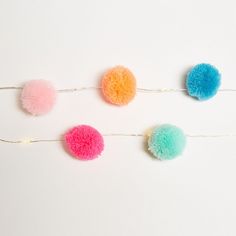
[64, 125, 104, 160]
[21, 80, 57, 115]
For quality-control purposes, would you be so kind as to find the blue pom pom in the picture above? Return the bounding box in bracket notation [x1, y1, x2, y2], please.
[148, 124, 186, 160]
[186, 63, 221, 100]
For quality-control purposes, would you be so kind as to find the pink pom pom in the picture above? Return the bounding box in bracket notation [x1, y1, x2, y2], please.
[21, 80, 57, 116]
[64, 125, 104, 160]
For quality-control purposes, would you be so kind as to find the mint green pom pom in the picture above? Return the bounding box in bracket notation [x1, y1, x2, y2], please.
[148, 124, 186, 160]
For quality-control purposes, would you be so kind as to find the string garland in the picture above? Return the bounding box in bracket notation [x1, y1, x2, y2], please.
[0, 63, 235, 161]
[1, 132, 235, 144]
[1, 86, 236, 93]
[0, 63, 234, 116]
[0, 124, 236, 161]
[1, 87, 236, 92]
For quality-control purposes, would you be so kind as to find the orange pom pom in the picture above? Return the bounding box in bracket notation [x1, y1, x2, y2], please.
[101, 66, 136, 105]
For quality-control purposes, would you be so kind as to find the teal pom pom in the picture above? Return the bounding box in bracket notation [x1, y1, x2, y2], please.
[186, 63, 221, 100]
[148, 124, 186, 160]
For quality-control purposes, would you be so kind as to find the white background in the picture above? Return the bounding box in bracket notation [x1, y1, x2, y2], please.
[0, 0, 236, 235]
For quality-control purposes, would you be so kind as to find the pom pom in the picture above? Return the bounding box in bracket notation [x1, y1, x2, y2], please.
[101, 66, 136, 105]
[148, 124, 186, 160]
[21, 80, 57, 115]
[64, 125, 104, 160]
[186, 63, 221, 100]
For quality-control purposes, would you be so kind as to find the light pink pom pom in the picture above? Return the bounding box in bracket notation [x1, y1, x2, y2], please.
[64, 125, 104, 160]
[21, 80, 57, 115]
